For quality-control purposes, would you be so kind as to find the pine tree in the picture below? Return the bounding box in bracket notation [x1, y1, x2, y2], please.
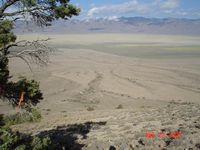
[0, 0, 80, 110]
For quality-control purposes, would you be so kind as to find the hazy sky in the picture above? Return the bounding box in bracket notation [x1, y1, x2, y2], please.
[71, 0, 200, 19]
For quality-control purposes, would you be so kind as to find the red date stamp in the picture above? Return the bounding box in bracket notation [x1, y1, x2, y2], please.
[145, 131, 182, 139]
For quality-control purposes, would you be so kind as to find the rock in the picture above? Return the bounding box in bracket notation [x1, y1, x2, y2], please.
[195, 143, 200, 149]
[138, 138, 145, 146]
[195, 124, 200, 129]
[109, 145, 116, 150]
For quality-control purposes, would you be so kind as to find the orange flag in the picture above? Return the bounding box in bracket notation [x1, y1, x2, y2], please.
[18, 92, 25, 108]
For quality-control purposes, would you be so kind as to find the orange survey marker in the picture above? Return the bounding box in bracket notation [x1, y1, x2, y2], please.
[18, 92, 25, 108]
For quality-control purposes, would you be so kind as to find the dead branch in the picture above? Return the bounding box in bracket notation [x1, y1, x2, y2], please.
[5, 38, 54, 70]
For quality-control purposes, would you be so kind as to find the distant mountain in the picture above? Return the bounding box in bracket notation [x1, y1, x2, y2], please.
[14, 17, 200, 35]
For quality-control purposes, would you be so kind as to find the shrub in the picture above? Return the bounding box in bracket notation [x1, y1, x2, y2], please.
[30, 108, 42, 122]
[0, 125, 52, 150]
[0, 112, 51, 150]
[87, 106, 94, 111]
[15, 145, 26, 150]
[116, 104, 123, 109]
[31, 136, 51, 150]
[0, 126, 22, 150]
[3, 108, 41, 126]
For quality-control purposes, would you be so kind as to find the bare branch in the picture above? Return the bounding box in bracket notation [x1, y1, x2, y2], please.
[16, 55, 33, 72]
[6, 38, 54, 69]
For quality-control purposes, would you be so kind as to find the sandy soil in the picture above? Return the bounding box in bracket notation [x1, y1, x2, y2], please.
[1, 34, 200, 149]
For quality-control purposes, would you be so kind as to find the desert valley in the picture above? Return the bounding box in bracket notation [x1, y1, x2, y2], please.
[0, 33, 199, 149]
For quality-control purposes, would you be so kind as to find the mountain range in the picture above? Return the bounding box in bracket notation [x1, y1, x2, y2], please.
[14, 17, 200, 35]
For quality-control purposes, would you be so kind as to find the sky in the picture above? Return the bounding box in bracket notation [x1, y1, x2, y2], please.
[71, 0, 200, 19]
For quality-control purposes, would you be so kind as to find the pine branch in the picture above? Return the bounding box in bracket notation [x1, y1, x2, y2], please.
[0, 0, 20, 17]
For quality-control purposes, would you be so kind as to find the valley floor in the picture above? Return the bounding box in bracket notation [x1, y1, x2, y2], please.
[1, 34, 200, 149]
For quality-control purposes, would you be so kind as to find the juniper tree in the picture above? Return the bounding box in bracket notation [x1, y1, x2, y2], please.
[0, 0, 80, 109]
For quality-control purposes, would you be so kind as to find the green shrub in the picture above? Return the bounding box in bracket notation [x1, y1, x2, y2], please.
[0, 125, 52, 150]
[116, 104, 123, 109]
[3, 108, 41, 126]
[0, 113, 51, 150]
[30, 108, 42, 122]
[87, 106, 94, 111]
[31, 136, 51, 150]
[0, 126, 22, 150]
[0, 109, 43, 149]
[15, 145, 26, 150]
